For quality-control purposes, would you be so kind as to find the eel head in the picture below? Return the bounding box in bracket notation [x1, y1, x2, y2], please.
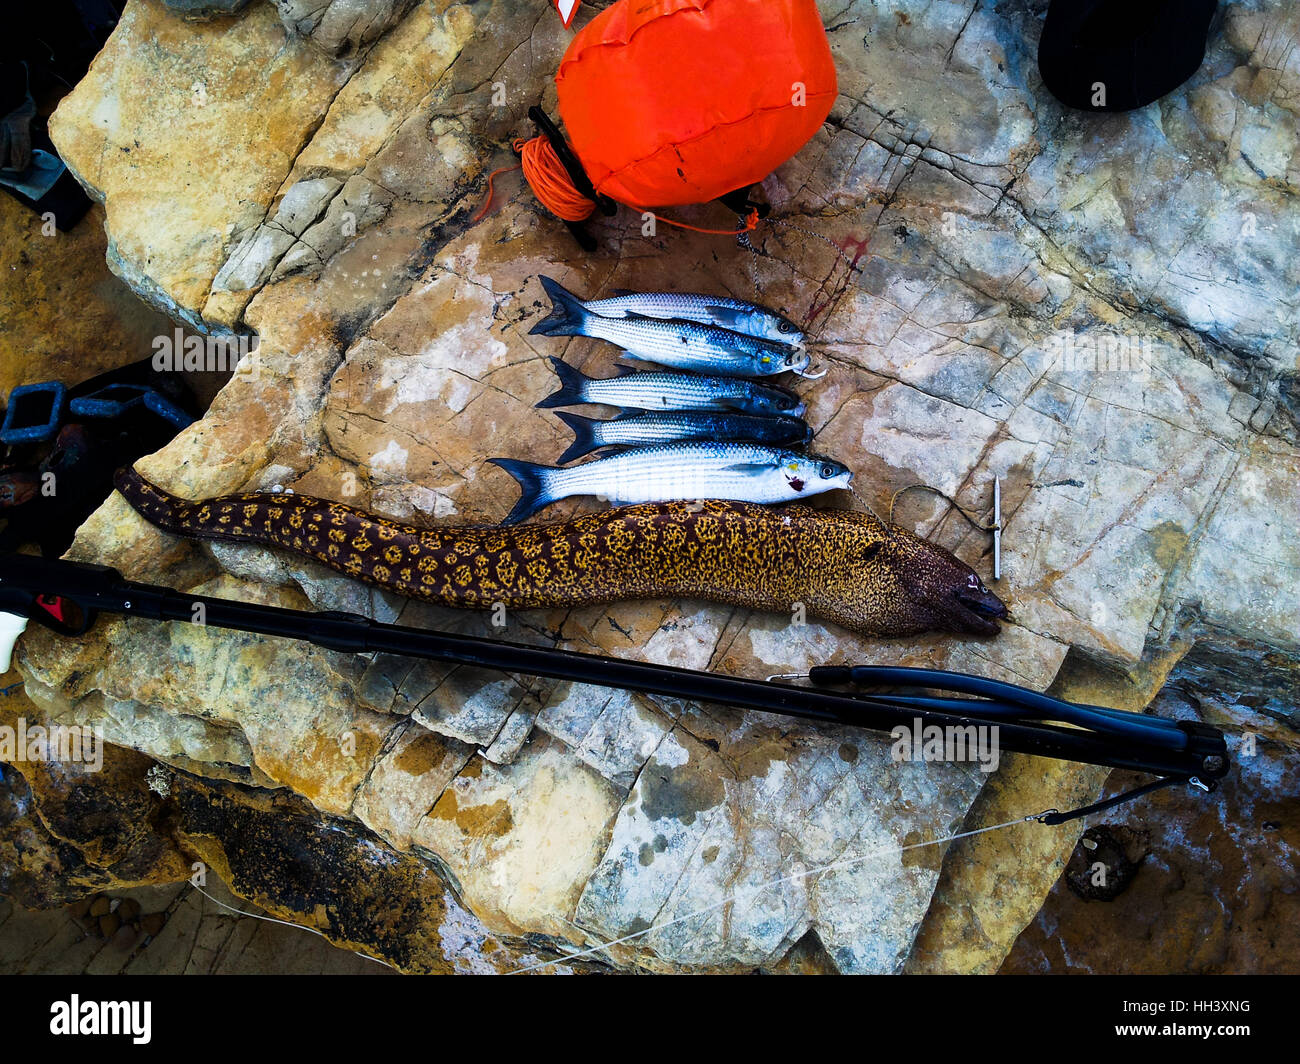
[878, 525, 1008, 636]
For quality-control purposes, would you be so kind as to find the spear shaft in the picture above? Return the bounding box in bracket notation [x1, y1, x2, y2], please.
[0, 552, 1228, 782]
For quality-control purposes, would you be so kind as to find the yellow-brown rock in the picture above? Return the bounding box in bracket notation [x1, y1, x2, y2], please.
[0, 197, 173, 396]
[49, 0, 351, 330]
[15, 0, 1299, 973]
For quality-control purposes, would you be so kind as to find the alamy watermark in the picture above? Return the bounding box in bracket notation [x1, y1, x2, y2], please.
[891, 717, 1000, 773]
[1039, 328, 1160, 378]
[152, 328, 258, 378]
[0, 718, 104, 772]
[50, 995, 150, 1044]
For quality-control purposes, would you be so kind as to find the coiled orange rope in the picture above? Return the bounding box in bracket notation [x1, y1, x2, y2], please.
[476, 135, 761, 236]
[516, 136, 597, 221]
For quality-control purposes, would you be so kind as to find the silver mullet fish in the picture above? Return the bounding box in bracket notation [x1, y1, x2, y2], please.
[489, 442, 853, 524]
[581, 289, 805, 346]
[552, 409, 812, 464]
[536, 357, 805, 417]
[530, 276, 812, 378]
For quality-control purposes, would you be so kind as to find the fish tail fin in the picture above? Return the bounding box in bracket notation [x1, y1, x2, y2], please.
[489, 457, 559, 524]
[553, 411, 602, 465]
[536, 356, 589, 409]
[529, 275, 590, 336]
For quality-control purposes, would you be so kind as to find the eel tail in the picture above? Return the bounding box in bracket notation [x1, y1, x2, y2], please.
[113, 467, 193, 535]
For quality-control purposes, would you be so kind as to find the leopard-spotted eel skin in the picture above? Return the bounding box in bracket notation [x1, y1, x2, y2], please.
[113, 468, 1008, 637]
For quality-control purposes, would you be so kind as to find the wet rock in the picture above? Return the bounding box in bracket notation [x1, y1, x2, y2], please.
[110, 923, 140, 950]
[162, 0, 255, 19]
[272, 0, 418, 56]
[0, 682, 192, 907]
[170, 769, 526, 971]
[1064, 825, 1149, 902]
[0, 196, 174, 397]
[23, 0, 1300, 972]
[1003, 663, 1300, 973]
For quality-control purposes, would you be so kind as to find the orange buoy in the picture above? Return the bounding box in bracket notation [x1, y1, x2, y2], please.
[527, 0, 837, 218]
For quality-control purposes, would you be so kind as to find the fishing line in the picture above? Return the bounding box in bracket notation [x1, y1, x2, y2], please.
[512, 134, 762, 235]
[846, 484, 894, 536]
[889, 483, 998, 534]
[768, 215, 873, 343]
[190, 883, 396, 971]
[652, 208, 761, 236]
[769, 216, 870, 277]
[507, 810, 1043, 975]
[739, 229, 765, 303]
[515, 136, 598, 222]
[472, 158, 523, 223]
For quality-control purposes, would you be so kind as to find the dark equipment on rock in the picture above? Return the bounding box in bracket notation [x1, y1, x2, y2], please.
[1037, 0, 1220, 112]
[0, 552, 1229, 826]
[0, 359, 197, 556]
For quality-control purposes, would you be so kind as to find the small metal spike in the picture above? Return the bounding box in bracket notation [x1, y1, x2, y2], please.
[993, 476, 1002, 582]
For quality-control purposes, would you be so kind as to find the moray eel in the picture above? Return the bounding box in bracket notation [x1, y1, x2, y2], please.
[113, 468, 1008, 638]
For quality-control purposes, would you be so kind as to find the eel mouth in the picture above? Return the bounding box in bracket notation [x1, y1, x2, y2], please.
[953, 585, 1010, 634]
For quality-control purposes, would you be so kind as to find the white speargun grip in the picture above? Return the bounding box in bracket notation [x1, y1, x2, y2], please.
[0, 611, 29, 673]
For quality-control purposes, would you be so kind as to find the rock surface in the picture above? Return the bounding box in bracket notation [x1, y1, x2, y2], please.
[14, 0, 1299, 971]
[0, 879, 388, 975]
[0, 687, 535, 973]
[1003, 651, 1300, 974]
[0, 196, 174, 397]
[162, 0, 255, 20]
[273, 0, 419, 55]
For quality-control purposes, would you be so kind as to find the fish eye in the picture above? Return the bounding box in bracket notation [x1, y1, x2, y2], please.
[779, 321, 796, 333]
[820, 463, 838, 479]
[776, 396, 794, 410]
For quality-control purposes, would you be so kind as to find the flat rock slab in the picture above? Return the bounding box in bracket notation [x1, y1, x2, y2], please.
[18, 0, 1300, 971]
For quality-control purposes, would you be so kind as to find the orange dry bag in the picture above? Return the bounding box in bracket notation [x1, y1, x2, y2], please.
[520, 0, 837, 226]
